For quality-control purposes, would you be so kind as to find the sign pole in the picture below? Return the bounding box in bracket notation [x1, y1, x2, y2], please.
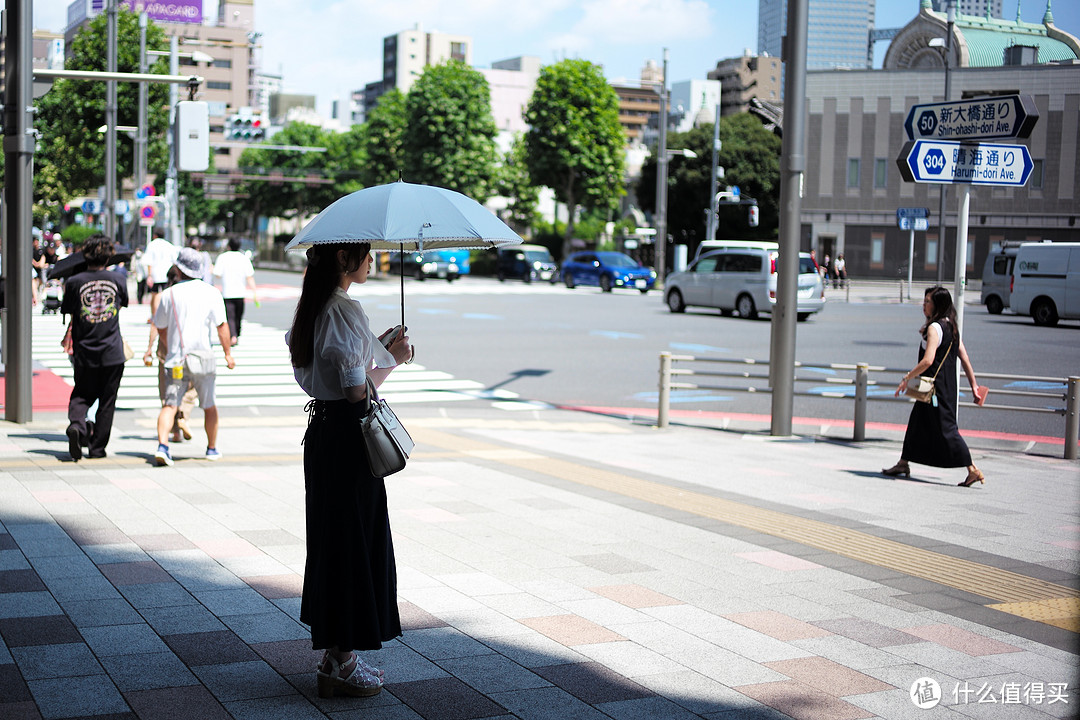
[953, 184, 971, 334]
[908, 228, 915, 301]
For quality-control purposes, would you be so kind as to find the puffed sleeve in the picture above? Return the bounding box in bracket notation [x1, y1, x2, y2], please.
[319, 296, 397, 388]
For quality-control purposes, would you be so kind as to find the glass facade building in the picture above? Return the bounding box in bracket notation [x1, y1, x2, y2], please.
[758, 0, 876, 70]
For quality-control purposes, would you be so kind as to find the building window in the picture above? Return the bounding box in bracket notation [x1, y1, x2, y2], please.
[450, 42, 467, 62]
[1031, 159, 1044, 189]
[874, 158, 887, 189]
[213, 59, 232, 69]
[847, 158, 860, 188]
[207, 81, 231, 91]
[926, 237, 938, 270]
[871, 235, 884, 269]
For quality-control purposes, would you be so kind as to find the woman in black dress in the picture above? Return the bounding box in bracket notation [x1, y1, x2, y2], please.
[883, 286, 985, 487]
[288, 243, 413, 697]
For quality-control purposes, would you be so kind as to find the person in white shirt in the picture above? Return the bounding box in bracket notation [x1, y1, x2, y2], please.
[213, 238, 259, 346]
[143, 232, 180, 316]
[151, 248, 235, 466]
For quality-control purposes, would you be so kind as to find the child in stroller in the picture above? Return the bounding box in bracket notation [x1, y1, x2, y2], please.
[42, 278, 63, 314]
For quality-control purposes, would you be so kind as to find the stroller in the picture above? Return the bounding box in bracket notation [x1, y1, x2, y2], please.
[42, 279, 63, 314]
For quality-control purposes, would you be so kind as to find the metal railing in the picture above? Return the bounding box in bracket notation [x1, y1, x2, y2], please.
[657, 351, 1080, 460]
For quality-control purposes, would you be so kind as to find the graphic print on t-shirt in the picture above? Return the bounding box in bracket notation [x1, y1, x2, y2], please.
[79, 279, 120, 323]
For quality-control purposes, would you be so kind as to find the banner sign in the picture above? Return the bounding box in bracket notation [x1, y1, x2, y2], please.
[91, 1, 204, 25]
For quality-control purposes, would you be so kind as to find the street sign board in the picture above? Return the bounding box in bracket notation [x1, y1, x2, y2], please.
[896, 140, 1034, 187]
[896, 207, 930, 221]
[904, 94, 1038, 141]
[81, 199, 101, 214]
[899, 217, 929, 231]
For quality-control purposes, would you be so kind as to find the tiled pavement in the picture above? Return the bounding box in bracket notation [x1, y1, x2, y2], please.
[0, 403, 1076, 720]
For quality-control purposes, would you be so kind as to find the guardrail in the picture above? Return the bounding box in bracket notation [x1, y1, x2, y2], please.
[657, 351, 1080, 460]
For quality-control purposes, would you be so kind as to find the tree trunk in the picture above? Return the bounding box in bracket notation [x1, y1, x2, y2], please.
[561, 179, 577, 261]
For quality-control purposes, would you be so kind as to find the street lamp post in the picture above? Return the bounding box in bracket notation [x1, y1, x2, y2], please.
[935, 1, 955, 283]
[653, 48, 669, 289]
[105, 0, 118, 241]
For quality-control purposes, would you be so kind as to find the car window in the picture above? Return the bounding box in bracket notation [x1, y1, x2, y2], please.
[799, 256, 818, 275]
[598, 252, 639, 268]
[695, 256, 718, 273]
[576, 254, 596, 264]
[992, 256, 1010, 275]
[524, 250, 552, 262]
[724, 253, 761, 273]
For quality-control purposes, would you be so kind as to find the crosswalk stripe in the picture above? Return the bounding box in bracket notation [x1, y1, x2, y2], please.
[32, 301, 509, 409]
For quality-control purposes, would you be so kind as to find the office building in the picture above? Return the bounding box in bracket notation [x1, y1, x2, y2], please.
[670, 79, 721, 133]
[931, 0, 1003, 18]
[758, 0, 875, 69]
[360, 23, 473, 115]
[708, 52, 782, 116]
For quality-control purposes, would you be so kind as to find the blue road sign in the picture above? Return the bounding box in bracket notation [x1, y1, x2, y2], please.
[896, 207, 930, 221]
[896, 140, 1034, 186]
[904, 95, 1038, 141]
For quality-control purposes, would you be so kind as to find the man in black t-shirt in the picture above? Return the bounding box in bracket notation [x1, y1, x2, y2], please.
[62, 235, 129, 461]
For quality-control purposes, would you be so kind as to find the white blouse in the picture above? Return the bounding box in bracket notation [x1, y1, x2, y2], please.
[290, 287, 397, 400]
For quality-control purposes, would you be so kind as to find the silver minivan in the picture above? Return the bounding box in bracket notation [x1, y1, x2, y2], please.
[665, 241, 825, 320]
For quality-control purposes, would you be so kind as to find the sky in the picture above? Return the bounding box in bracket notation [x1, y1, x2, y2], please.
[33, 0, 1080, 117]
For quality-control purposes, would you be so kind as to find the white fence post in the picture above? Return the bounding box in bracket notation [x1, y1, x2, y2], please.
[854, 363, 868, 441]
[658, 352, 672, 429]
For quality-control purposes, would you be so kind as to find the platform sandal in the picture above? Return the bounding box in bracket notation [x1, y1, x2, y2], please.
[316, 652, 383, 698]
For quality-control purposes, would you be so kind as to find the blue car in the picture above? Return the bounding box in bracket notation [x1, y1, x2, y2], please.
[561, 251, 656, 294]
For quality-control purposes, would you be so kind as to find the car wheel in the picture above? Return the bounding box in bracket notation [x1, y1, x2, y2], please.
[447, 275, 457, 283]
[564, 274, 576, 289]
[414, 267, 425, 281]
[497, 271, 505, 282]
[797, 312, 811, 322]
[985, 295, 1004, 315]
[736, 293, 757, 319]
[524, 271, 532, 284]
[1032, 298, 1059, 327]
[667, 289, 685, 313]
[600, 275, 613, 293]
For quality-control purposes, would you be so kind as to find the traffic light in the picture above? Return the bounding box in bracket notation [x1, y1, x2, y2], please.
[250, 116, 264, 141]
[748, 205, 760, 227]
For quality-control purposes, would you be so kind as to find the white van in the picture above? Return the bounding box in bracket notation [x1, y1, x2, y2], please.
[667, 240, 825, 320]
[979, 243, 1021, 314]
[1009, 241, 1080, 326]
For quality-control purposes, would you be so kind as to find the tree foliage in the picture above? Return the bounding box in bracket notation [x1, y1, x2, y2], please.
[357, 88, 406, 187]
[524, 59, 625, 254]
[402, 61, 499, 200]
[235, 123, 352, 221]
[33, 10, 171, 215]
[495, 135, 539, 234]
[638, 113, 782, 253]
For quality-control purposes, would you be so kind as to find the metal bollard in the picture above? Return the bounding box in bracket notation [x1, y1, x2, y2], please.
[1066, 376, 1079, 461]
[658, 352, 672, 429]
[854, 363, 868, 441]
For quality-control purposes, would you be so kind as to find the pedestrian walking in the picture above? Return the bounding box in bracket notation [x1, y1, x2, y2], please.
[151, 248, 235, 466]
[213, 237, 259, 346]
[883, 286, 986, 487]
[143, 230, 179, 316]
[142, 263, 197, 445]
[834, 254, 847, 289]
[287, 242, 412, 697]
[61, 234, 129, 461]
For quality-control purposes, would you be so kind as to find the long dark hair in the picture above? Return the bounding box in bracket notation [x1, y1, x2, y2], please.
[289, 242, 370, 368]
[921, 285, 958, 341]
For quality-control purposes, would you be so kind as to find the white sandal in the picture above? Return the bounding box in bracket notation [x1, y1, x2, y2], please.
[316, 652, 382, 698]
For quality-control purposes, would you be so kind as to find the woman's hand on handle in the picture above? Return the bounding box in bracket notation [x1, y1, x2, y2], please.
[388, 332, 412, 365]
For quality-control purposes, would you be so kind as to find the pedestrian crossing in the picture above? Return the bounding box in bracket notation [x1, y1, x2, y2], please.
[32, 304, 517, 410]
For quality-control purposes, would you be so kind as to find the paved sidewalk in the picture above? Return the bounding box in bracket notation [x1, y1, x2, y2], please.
[0, 402, 1076, 720]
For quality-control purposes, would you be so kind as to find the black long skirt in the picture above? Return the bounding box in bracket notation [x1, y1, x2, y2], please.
[900, 322, 972, 469]
[300, 399, 402, 651]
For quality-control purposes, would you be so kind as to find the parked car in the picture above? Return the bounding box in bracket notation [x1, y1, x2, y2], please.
[496, 244, 559, 283]
[1009, 241, 1080, 326]
[561, 251, 656, 293]
[664, 243, 825, 320]
[980, 242, 1021, 314]
[388, 249, 470, 282]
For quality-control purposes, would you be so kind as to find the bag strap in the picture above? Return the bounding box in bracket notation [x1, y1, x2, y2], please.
[927, 327, 953, 382]
[170, 290, 185, 359]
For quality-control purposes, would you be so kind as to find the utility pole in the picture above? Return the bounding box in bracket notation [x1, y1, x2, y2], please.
[770, 0, 808, 436]
[166, 35, 181, 246]
[105, 0, 118, 241]
[3, 0, 35, 422]
[136, 12, 148, 246]
[936, 0, 955, 284]
[705, 100, 722, 243]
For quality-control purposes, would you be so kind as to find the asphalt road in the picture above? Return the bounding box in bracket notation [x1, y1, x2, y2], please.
[247, 269, 1079, 440]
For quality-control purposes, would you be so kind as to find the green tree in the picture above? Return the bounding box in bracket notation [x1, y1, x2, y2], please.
[524, 59, 625, 257]
[495, 135, 539, 234]
[402, 61, 499, 199]
[357, 88, 406, 187]
[638, 113, 782, 252]
[33, 10, 171, 216]
[234, 123, 341, 224]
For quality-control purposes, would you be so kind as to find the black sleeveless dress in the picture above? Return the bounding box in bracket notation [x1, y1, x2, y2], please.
[901, 319, 972, 468]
